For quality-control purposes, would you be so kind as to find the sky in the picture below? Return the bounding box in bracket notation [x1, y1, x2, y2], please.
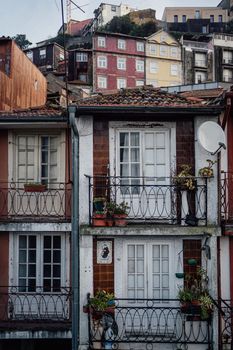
[1, 0, 220, 45]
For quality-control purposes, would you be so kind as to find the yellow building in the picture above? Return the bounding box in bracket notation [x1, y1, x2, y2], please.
[145, 29, 182, 87]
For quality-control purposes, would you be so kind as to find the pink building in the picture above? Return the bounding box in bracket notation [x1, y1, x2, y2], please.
[93, 32, 146, 92]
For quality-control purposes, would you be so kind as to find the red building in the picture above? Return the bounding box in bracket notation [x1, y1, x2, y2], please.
[92, 32, 146, 92]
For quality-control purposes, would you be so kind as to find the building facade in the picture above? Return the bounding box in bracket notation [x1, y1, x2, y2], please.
[92, 32, 145, 92]
[214, 33, 233, 83]
[146, 29, 182, 87]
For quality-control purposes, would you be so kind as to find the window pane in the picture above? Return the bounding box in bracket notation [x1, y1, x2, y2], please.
[44, 279, 51, 292]
[120, 164, 129, 177]
[53, 250, 61, 263]
[42, 150, 48, 163]
[128, 245, 135, 258]
[28, 264, 36, 277]
[53, 265, 61, 277]
[120, 133, 129, 147]
[29, 236, 36, 249]
[131, 164, 140, 177]
[128, 260, 135, 273]
[44, 250, 51, 263]
[19, 250, 26, 263]
[53, 279, 61, 292]
[19, 264, 26, 277]
[28, 250, 36, 263]
[131, 148, 139, 162]
[120, 148, 129, 162]
[41, 165, 48, 178]
[44, 236, 51, 249]
[131, 132, 139, 146]
[28, 279, 36, 292]
[19, 236, 27, 249]
[44, 264, 51, 277]
[19, 279, 26, 292]
[53, 236, 61, 249]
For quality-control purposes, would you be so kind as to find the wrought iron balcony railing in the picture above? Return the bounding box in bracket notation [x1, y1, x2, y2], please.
[0, 182, 71, 221]
[87, 176, 208, 226]
[87, 297, 212, 349]
[220, 172, 233, 225]
[0, 286, 71, 322]
[219, 299, 233, 349]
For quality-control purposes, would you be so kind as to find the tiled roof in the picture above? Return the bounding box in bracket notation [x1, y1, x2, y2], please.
[78, 87, 209, 107]
[0, 106, 66, 118]
[69, 19, 92, 35]
[180, 88, 224, 99]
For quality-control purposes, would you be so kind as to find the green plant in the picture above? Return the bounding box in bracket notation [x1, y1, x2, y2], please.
[106, 201, 129, 215]
[87, 290, 115, 311]
[199, 159, 216, 177]
[199, 294, 214, 319]
[173, 164, 195, 191]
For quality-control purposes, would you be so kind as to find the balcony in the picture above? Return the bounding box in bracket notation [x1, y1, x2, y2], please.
[0, 182, 71, 222]
[220, 172, 233, 225]
[0, 286, 71, 331]
[87, 297, 212, 349]
[87, 176, 208, 226]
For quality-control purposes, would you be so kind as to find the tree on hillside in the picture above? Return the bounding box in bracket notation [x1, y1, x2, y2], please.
[12, 34, 32, 49]
[101, 16, 157, 37]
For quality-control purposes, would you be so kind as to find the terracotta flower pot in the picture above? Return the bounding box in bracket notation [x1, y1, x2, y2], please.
[92, 213, 106, 227]
[114, 214, 127, 226]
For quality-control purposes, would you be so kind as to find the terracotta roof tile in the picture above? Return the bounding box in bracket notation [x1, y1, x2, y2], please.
[0, 106, 66, 118]
[180, 88, 224, 99]
[78, 87, 207, 107]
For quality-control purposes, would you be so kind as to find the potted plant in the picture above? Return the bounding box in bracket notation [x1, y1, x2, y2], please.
[84, 290, 115, 320]
[24, 182, 47, 192]
[93, 197, 106, 212]
[173, 164, 196, 191]
[199, 159, 216, 178]
[178, 268, 213, 319]
[106, 201, 129, 227]
[92, 210, 107, 227]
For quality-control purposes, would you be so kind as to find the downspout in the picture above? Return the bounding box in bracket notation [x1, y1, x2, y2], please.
[69, 106, 79, 350]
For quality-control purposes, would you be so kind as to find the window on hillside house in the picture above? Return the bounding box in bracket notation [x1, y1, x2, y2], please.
[170, 47, 178, 58]
[98, 36, 106, 47]
[117, 57, 126, 70]
[26, 51, 33, 61]
[174, 15, 178, 23]
[117, 78, 127, 89]
[149, 44, 157, 54]
[182, 15, 186, 23]
[136, 80, 144, 86]
[219, 15, 223, 23]
[76, 52, 88, 62]
[160, 45, 168, 56]
[136, 42, 144, 52]
[97, 76, 107, 88]
[97, 55, 107, 68]
[195, 52, 207, 67]
[195, 10, 201, 19]
[202, 25, 208, 34]
[39, 48, 46, 59]
[136, 59, 144, 72]
[118, 39, 126, 50]
[111, 5, 116, 11]
[149, 61, 158, 74]
[171, 64, 178, 76]
[195, 71, 207, 83]
[210, 15, 214, 23]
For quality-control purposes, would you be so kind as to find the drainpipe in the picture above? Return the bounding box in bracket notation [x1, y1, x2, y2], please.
[69, 106, 79, 350]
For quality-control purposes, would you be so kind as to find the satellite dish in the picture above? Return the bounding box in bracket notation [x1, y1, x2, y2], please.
[197, 121, 226, 155]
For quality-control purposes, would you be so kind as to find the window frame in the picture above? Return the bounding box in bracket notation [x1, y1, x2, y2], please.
[97, 36, 106, 48]
[118, 39, 126, 50]
[136, 41, 144, 52]
[117, 57, 126, 70]
[136, 59, 144, 72]
[117, 78, 127, 89]
[97, 75, 107, 88]
[97, 55, 107, 68]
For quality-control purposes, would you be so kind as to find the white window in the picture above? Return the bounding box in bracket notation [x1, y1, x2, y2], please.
[182, 15, 186, 23]
[117, 78, 126, 89]
[223, 69, 233, 82]
[136, 42, 144, 52]
[39, 48, 46, 59]
[195, 52, 206, 67]
[16, 135, 59, 184]
[136, 80, 144, 86]
[195, 71, 207, 83]
[118, 39, 126, 50]
[9, 232, 70, 318]
[117, 57, 126, 70]
[149, 61, 158, 74]
[98, 36, 106, 47]
[76, 52, 88, 62]
[97, 76, 107, 88]
[170, 64, 178, 76]
[223, 50, 233, 64]
[97, 55, 107, 68]
[202, 25, 208, 34]
[149, 44, 157, 55]
[26, 51, 33, 61]
[126, 242, 170, 299]
[136, 59, 144, 72]
[195, 10, 201, 19]
[170, 47, 178, 58]
[160, 45, 168, 57]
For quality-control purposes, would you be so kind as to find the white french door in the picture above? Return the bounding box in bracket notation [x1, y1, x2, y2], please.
[10, 233, 69, 319]
[117, 129, 171, 219]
